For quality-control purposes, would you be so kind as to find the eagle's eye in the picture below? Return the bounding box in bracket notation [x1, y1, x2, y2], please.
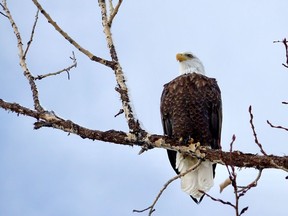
[185, 53, 194, 58]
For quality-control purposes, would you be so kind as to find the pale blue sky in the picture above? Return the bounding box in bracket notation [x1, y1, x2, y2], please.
[1, 1, 288, 215]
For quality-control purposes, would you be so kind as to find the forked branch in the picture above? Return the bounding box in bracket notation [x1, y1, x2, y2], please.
[2, 0, 43, 112]
[107, 0, 123, 27]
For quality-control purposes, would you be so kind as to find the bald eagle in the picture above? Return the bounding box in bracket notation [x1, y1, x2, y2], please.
[160, 52, 222, 203]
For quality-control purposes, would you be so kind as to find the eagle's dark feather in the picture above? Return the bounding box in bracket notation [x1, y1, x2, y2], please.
[160, 72, 222, 203]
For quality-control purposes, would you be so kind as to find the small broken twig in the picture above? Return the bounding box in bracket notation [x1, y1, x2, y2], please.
[114, 109, 124, 117]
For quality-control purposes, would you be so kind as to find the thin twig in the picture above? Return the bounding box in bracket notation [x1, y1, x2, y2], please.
[107, 0, 123, 27]
[226, 134, 241, 216]
[248, 106, 267, 155]
[222, 137, 262, 216]
[31, 0, 116, 69]
[267, 120, 288, 131]
[231, 167, 240, 216]
[133, 160, 202, 215]
[0, 3, 8, 18]
[274, 38, 288, 68]
[0, 10, 7, 18]
[34, 51, 77, 80]
[201, 191, 236, 208]
[2, 0, 43, 112]
[23, 9, 39, 59]
[230, 134, 236, 152]
[237, 169, 262, 195]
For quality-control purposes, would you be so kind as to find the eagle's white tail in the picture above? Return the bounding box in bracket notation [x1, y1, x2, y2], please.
[176, 152, 214, 199]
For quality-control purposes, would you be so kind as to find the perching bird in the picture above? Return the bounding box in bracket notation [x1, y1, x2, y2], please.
[160, 52, 222, 203]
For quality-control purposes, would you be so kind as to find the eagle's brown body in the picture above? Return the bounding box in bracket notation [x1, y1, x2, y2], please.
[160, 72, 222, 203]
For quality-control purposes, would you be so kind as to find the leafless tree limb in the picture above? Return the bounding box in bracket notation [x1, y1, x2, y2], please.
[248, 105, 267, 155]
[216, 135, 261, 216]
[1, 1, 288, 215]
[34, 51, 77, 80]
[97, 0, 145, 134]
[267, 120, 288, 132]
[31, 0, 143, 135]
[202, 191, 236, 208]
[133, 160, 202, 215]
[273, 38, 288, 68]
[23, 9, 39, 59]
[2, 0, 43, 112]
[1, 98, 288, 173]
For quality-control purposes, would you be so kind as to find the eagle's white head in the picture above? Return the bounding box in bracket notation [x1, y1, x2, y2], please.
[176, 52, 205, 75]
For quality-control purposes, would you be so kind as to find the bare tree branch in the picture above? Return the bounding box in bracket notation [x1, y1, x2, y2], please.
[0, 99, 287, 172]
[98, 0, 144, 134]
[202, 191, 236, 208]
[248, 106, 267, 155]
[210, 136, 263, 216]
[31, 0, 116, 69]
[133, 160, 202, 215]
[267, 120, 288, 132]
[34, 51, 77, 80]
[2, 0, 43, 112]
[23, 9, 39, 59]
[32, 0, 144, 135]
[1, 2, 288, 215]
[107, 0, 123, 27]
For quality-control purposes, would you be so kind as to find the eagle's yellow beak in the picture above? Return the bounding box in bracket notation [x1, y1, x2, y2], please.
[176, 53, 187, 62]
